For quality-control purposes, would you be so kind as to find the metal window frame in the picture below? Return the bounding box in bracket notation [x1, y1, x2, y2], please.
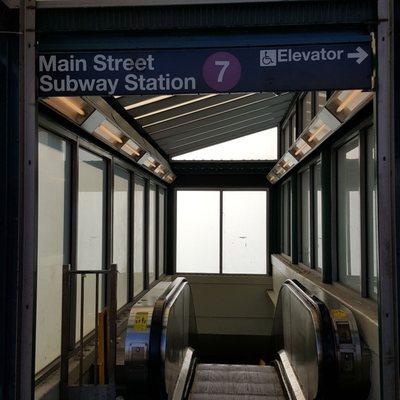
[332, 129, 369, 296]
[174, 187, 268, 276]
[311, 160, 321, 272]
[297, 165, 312, 268]
[280, 178, 292, 259]
[35, 116, 169, 379]
[111, 164, 131, 307]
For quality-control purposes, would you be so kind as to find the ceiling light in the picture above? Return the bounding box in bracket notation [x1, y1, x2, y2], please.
[124, 95, 173, 111]
[143, 93, 256, 128]
[293, 138, 312, 158]
[120, 139, 142, 158]
[326, 90, 374, 122]
[154, 165, 166, 177]
[42, 96, 94, 125]
[136, 94, 218, 119]
[302, 108, 341, 145]
[138, 153, 158, 171]
[164, 173, 176, 184]
[94, 121, 123, 145]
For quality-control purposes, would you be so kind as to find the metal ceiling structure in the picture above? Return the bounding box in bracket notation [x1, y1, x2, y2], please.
[115, 92, 294, 157]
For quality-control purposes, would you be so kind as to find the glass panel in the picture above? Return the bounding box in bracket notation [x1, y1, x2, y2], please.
[158, 189, 165, 276]
[291, 113, 297, 144]
[282, 182, 291, 256]
[36, 130, 71, 372]
[284, 123, 290, 152]
[176, 191, 220, 273]
[366, 127, 378, 300]
[222, 191, 267, 274]
[314, 162, 323, 271]
[302, 92, 313, 130]
[148, 184, 157, 283]
[133, 177, 145, 296]
[172, 129, 278, 161]
[301, 169, 311, 266]
[315, 91, 327, 113]
[337, 137, 361, 292]
[77, 148, 106, 337]
[113, 166, 129, 309]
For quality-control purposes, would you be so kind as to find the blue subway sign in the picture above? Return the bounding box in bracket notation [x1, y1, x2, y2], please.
[38, 43, 372, 97]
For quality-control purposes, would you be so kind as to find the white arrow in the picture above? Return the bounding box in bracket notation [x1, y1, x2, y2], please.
[347, 46, 369, 64]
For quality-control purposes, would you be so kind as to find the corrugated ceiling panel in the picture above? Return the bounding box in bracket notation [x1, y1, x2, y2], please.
[117, 92, 294, 156]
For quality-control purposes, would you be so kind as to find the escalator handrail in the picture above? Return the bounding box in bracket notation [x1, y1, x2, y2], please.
[148, 277, 189, 398]
[275, 279, 336, 399]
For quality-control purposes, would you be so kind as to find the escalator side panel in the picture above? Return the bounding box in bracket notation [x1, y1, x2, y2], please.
[273, 282, 322, 399]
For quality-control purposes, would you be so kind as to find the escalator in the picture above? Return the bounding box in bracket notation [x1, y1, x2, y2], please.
[119, 278, 370, 399]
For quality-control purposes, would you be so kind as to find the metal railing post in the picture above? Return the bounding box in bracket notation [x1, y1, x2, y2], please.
[60, 264, 71, 396]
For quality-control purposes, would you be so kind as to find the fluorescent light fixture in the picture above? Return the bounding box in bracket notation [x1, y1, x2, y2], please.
[136, 94, 218, 119]
[138, 153, 158, 171]
[304, 108, 341, 144]
[42, 96, 94, 125]
[293, 138, 312, 158]
[326, 90, 374, 122]
[164, 173, 176, 184]
[94, 121, 123, 145]
[43, 96, 175, 183]
[120, 139, 142, 158]
[281, 152, 298, 169]
[124, 95, 173, 111]
[267, 172, 278, 184]
[267, 89, 374, 185]
[154, 165, 166, 176]
[143, 93, 256, 128]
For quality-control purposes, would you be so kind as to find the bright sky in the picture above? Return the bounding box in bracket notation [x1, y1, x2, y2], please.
[172, 128, 278, 161]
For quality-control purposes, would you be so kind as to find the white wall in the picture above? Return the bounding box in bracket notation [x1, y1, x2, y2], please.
[178, 274, 274, 336]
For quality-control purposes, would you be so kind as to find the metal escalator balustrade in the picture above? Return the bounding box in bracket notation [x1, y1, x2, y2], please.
[120, 278, 370, 400]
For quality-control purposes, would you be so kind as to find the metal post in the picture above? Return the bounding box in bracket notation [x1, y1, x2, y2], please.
[79, 274, 85, 386]
[290, 175, 298, 264]
[107, 264, 117, 384]
[377, 0, 400, 398]
[17, 1, 36, 399]
[321, 149, 332, 284]
[60, 265, 71, 396]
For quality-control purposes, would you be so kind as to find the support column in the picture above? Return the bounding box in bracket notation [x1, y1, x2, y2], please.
[321, 149, 332, 284]
[17, 1, 37, 399]
[377, 0, 400, 398]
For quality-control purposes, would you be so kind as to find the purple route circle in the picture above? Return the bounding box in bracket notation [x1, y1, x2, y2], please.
[202, 52, 242, 91]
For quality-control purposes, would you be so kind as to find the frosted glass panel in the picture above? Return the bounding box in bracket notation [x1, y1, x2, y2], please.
[148, 184, 157, 283]
[77, 148, 106, 337]
[301, 170, 311, 266]
[367, 127, 378, 300]
[158, 189, 165, 276]
[338, 137, 361, 292]
[113, 166, 129, 309]
[176, 191, 220, 273]
[282, 182, 291, 256]
[133, 177, 145, 296]
[36, 130, 71, 372]
[302, 92, 313, 130]
[314, 163, 323, 271]
[316, 91, 327, 113]
[222, 191, 267, 274]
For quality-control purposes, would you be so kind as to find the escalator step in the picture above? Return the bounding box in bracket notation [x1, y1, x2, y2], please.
[189, 364, 285, 400]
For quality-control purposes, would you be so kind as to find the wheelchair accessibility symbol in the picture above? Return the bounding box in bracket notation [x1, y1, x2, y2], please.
[260, 50, 277, 67]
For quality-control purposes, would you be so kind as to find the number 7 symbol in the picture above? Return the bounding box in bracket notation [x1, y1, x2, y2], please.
[215, 60, 230, 83]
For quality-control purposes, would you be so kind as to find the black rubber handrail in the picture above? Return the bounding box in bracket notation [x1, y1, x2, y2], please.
[148, 278, 188, 399]
[276, 279, 337, 399]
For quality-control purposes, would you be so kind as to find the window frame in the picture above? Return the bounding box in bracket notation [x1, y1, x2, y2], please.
[280, 179, 292, 260]
[35, 114, 168, 378]
[332, 124, 375, 298]
[174, 187, 268, 276]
